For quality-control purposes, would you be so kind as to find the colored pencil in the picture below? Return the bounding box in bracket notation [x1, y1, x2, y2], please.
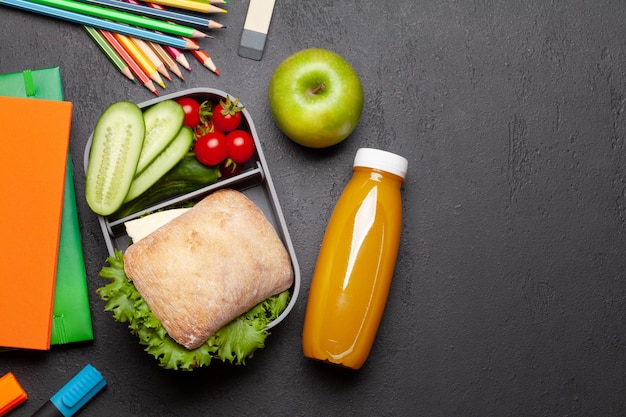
[131, 36, 172, 81]
[148, 41, 184, 80]
[140, 2, 193, 73]
[187, 38, 219, 75]
[146, 0, 227, 14]
[83, 25, 135, 82]
[27, 0, 208, 38]
[99, 29, 158, 95]
[118, 0, 193, 74]
[0, 0, 198, 50]
[194, 0, 228, 4]
[113, 32, 166, 88]
[79, 0, 226, 29]
[165, 44, 191, 71]
[191, 48, 219, 75]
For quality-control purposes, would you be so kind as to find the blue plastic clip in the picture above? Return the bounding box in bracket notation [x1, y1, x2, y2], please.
[49, 364, 106, 417]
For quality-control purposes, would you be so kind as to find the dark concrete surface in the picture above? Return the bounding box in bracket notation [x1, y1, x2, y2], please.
[1, 1, 626, 416]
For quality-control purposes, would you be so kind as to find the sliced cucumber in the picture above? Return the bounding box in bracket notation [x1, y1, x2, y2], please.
[124, 126, 194, 203]
[135, 99, 185, 175]
[86, 101, 145, 216]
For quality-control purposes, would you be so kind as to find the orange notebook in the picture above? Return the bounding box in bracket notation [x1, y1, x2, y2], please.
[0, 96, 73, 350]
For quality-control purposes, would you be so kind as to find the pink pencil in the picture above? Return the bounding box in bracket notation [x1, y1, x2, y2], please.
[164, 44, 191, 71]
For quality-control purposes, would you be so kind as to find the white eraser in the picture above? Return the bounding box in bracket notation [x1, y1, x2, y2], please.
[239, 0, 277, 60]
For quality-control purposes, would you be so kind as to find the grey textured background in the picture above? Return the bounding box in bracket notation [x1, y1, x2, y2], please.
[1, 1, 626, 416]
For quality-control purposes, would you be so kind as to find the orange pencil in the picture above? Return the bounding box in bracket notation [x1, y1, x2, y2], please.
[99, 29, 158, 95]
[114, 32, 166, 88]
[187, 38, 219, 75]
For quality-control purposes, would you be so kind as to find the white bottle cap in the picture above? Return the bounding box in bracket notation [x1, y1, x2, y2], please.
[353, 148, 408, 179]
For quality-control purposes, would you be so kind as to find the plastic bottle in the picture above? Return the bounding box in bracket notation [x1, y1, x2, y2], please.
[302, 148, 408, 370]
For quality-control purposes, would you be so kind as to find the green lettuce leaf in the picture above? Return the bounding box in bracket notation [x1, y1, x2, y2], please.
[96, 250, 290, 371]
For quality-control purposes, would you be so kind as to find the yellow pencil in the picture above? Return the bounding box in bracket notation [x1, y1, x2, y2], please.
[113, 32, 166, 88]
[130, 36, 172, 81]
[146, 0, 227, 14]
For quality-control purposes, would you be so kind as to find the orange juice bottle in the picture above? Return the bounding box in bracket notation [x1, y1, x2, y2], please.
[302, 148, 408, 369]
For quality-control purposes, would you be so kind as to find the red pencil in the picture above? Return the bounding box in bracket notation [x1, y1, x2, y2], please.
[98, 29, 158, 96]
[187, 38, 219, 75]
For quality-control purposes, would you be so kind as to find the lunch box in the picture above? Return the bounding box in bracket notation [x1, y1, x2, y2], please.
[83, 87, 301, 331]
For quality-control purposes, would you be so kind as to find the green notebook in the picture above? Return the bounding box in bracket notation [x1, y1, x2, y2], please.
[0, 67, 93, 345]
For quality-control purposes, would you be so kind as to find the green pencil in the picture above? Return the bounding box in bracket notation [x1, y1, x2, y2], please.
[83, 26, 135, 82]
[28, 0, 209, 39]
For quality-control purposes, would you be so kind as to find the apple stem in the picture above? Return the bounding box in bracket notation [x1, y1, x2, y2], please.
[309, 83, 326, 96]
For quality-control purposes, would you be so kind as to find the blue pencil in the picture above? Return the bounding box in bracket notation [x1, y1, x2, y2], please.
[76, 0, 226, 30]
[0, 0, 198, 50]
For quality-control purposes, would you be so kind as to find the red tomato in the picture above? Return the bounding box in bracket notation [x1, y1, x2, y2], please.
[194, 131, 228, 166]
[176, 97, 200, 128]
[212, 96, 243, 132]
[226, 130, 255, 163]
[194, 119, 215, 139]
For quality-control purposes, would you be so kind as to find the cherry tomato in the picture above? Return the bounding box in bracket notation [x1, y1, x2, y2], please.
[194, 131, 228, 166]
[194, 119, 215, 139]
[226, 130, 255, 163]
[176, 97, 200, 128]
[212, 96, 243, 132]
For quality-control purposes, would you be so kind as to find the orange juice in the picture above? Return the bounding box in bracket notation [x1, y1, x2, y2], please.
[302, 148, 408, 369]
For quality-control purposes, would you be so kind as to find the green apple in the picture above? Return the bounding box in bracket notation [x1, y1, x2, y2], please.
[268, 48, 363, 148]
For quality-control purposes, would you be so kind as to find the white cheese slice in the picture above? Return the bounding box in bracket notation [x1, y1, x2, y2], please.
[125, 208, 191, 243]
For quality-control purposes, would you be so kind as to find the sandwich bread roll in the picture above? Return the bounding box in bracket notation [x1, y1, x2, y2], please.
[123, 189, 294, 350]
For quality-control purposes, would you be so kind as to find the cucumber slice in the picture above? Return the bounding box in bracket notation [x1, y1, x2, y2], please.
[124, 126, 194, 203]
[135, 99, 185, 175]
[86, 101, 145, 216]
